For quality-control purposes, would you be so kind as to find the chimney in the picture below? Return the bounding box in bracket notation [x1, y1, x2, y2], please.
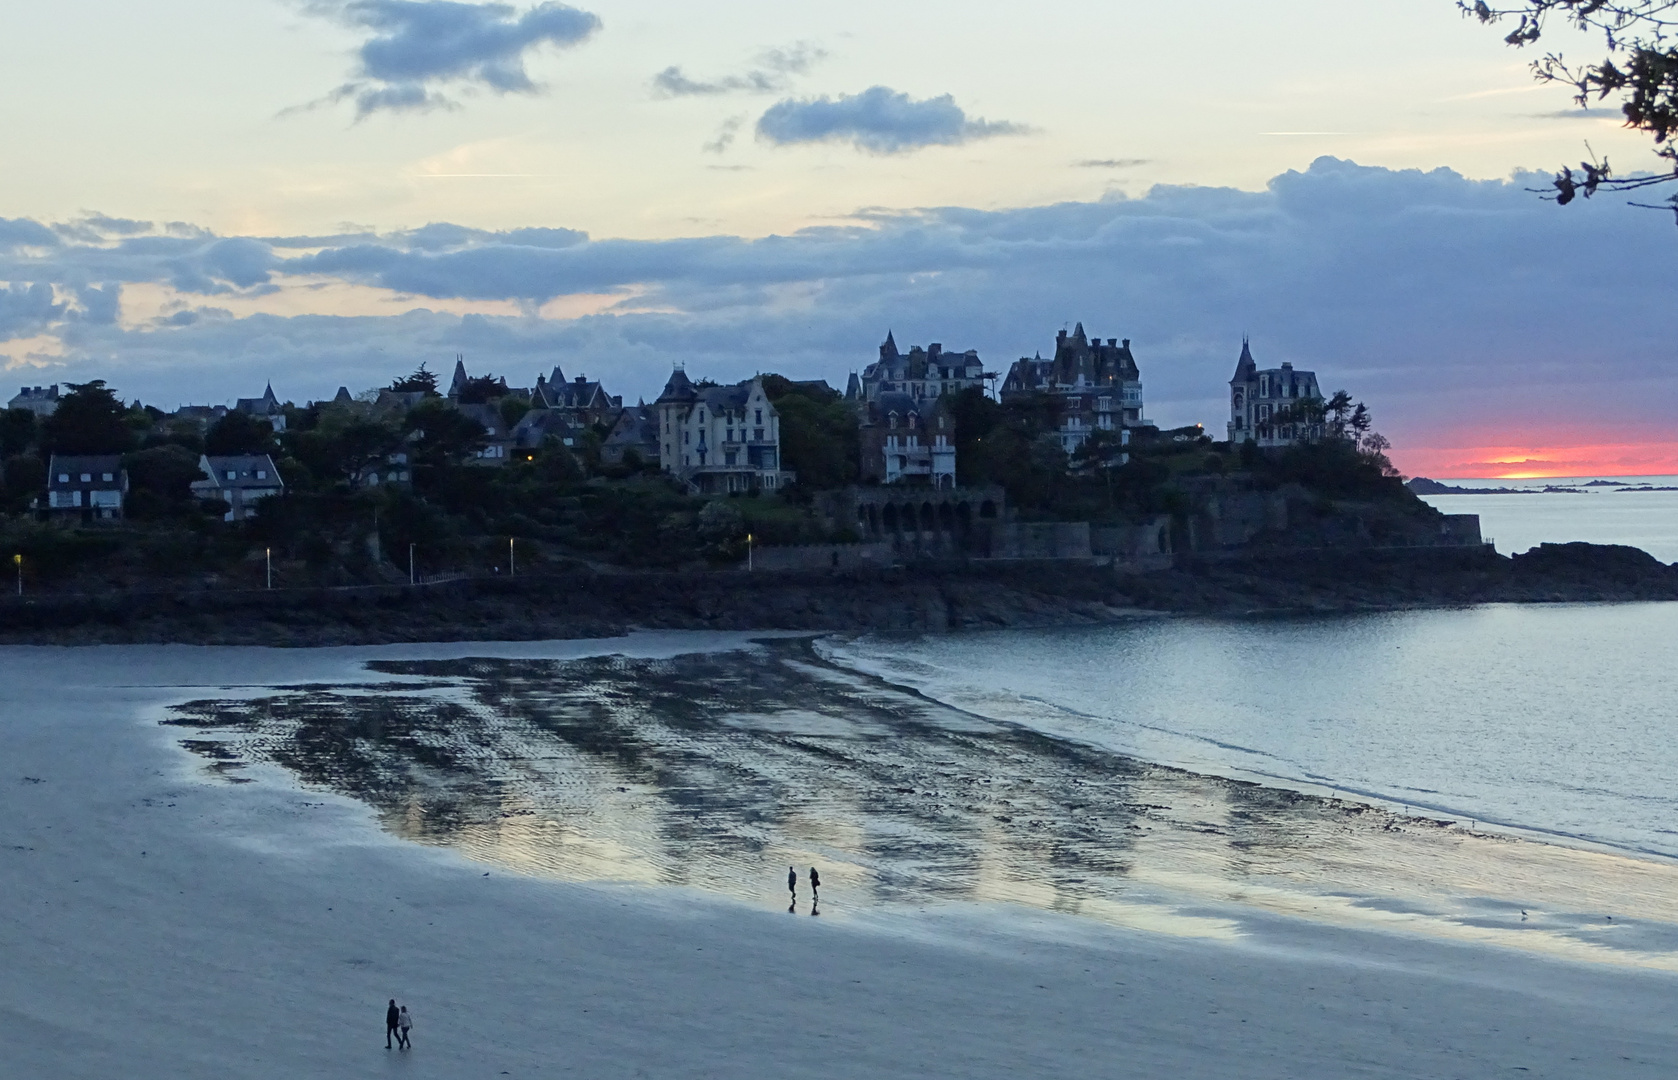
[1121, 339, 1130, 349]
[1108, 339, 1117, 347]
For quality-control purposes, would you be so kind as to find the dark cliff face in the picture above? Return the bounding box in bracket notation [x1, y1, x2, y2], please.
[0, 544, 1670, 646]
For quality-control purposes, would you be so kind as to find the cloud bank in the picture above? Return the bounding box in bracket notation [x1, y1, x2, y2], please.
[303, 0, 602, 116]
[1, 158, 1675, 475]
[756, 87, 1027, 154]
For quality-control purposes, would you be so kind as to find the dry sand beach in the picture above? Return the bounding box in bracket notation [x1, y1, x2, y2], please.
[4, 629, 1678, 1078]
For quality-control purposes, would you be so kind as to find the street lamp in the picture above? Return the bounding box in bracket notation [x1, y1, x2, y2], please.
[409, 542, 416, 585]
[12, 554, 19, 597]
[265, 548, 272, 590]
[508, 537, 516, 578]
[746, 532, 753, 572]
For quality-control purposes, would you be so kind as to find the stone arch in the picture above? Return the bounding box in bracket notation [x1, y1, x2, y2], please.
[882, 504, 899, 532]
[979, 500, 998, 519]
[956, 502, 972, 534]
[938, 503, 955, 532]
[920, 502, 935, 532]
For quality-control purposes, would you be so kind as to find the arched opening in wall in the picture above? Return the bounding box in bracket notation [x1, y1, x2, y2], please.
[938, 503, 955, 533]
[956, 502, 972, 534]
[866, 505, 879, 534]
[882, 504, 899, 532]
[979, 500, 997, 519]
[856, 507, 870, 534]
[920, 502, 935, 532]
[1156, 525, 1168, 553]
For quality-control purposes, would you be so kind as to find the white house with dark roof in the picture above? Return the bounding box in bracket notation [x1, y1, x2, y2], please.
[654, 368, 791, 493]
[192, 454, 285, 521]
[1226, 338, 1324, 447]
[46, 455, 128, 520]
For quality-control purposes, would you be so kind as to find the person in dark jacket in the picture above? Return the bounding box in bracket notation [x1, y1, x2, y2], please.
[787, 865, 797, 900]
[810, 866, 821, 903]
[386, 999, 400, 1049]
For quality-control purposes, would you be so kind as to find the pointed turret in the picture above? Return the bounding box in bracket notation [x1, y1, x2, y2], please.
[880, 331, 900, 362]
[1072, 322, 1087, 343]
[449, 357, 469, 397]
[1230, 336, 1257, 385]
[332, 386, 352, 404]
[656, 364, 697, 404]
[262, 381, 277, 406]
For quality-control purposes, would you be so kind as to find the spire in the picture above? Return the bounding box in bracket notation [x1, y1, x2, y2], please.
[1072, 321, 1086, 343]
[449, 355, 469, 397]
[880, 330, 900, 361]
[262, 381, 277, 405]
[1231, 335, 1257, 384]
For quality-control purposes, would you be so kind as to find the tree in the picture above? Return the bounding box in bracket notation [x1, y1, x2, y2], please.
[205, 411, 278, 456]
[1463, 1, 1678, 218]
[0, 408, 37, 457]
[389, 363, 439, 395]
[124, 444, 205, 518]
[41, 380, 135, 454]
[456, 374, 509, 404]
[1, 454, 44, 513]
[403, 399, 487, 471]
[761, 375, 860, 491]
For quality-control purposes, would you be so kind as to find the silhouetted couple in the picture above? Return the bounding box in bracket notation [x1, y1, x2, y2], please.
[385, 999, 413, 1049]
[788, 865, 821, 911]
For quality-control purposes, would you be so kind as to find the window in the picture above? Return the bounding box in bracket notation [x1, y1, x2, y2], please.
[80, 473, 92, 482]
[57, 473, 68, 483]
[226, 470, 237, 480]
[755, 409, 762, 424]
[256, 470, 267, 479]
[754, 428, 764, 441]
[102, 472, 114, 482]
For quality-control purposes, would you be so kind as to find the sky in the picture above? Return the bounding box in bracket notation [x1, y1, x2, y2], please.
[0, 0, 1675, 478]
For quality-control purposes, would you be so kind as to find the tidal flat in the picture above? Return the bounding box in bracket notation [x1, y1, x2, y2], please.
[164, 637, 1678, 966]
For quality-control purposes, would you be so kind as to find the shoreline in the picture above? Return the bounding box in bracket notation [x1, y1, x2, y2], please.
[8, 631, 1678, 1078]
[0, 542, 1673, 647]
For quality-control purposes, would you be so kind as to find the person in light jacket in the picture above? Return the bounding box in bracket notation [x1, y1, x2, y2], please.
[397, 1005, 413, 1049]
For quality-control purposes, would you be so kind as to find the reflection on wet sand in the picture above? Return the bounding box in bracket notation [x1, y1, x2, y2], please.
[164, 639, 1678, 967]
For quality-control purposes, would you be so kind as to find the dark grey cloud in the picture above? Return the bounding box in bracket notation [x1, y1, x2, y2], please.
[651, 43, 824, 98]
[0, 218, 60, 251]
[302, 0, 602, 116]
[1, 158, 1675, 465]
[0, 283, 66, 338]
[756, 86, 1027, 154]
[72, 283, 121, 326]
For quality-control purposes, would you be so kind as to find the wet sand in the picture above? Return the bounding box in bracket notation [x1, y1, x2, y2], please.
[164, 637, 1678, 968]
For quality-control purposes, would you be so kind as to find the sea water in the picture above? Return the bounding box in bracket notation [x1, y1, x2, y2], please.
[1416, 474, 1678, 562]
[825, 603, 1678, 859]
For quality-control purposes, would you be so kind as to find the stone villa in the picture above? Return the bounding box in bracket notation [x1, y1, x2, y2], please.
[1226, 338, 1324, 447]
[654, 368, 790, 493]
[1000, 324, 1146, 454]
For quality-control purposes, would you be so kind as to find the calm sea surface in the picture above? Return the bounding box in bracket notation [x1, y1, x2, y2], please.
[825, 603, 1678, 859]
[1417, 475, 1678, 562]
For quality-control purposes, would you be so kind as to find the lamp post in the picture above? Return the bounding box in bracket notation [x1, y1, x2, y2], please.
[265, 548, 272, 590]
[409, 542, 416, 585]
[746, 532, 753, 572]
[509, 537, 516, 578]
[13, 554, 20, 597]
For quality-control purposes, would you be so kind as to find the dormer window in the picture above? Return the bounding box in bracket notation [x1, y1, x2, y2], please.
[57, 473, 68, 483]
[755, 409, 763, 424]
[226, 470, 237, 480]
[80, 473, 92, 482]
[102, 473, 114, 482]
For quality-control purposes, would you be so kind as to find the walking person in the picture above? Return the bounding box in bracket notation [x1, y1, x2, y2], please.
[787, 865, 798, 902]
[809, 866, 821, 904]
[385, 999, 400, 1049]
[397, 1005, 413, 1050]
